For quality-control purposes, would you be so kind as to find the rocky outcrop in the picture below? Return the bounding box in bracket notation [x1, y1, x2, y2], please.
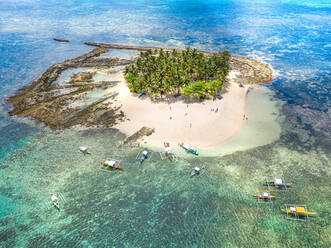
[53, 38, 69, 43]
[6, 47, 132, 129]
[122, 127, 155, 145]
[229, 56, 273, 85]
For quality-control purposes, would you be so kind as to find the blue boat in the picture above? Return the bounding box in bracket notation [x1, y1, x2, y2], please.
[178, 143, 198, 156]
[138, 92, 146, 98]
[139, 148, 149, 164]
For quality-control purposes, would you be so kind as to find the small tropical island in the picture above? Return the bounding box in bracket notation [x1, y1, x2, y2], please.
[124, 47, 230, 99]
[6, 42, 273, 148]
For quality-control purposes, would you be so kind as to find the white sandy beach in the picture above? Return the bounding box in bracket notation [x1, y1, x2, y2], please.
[111, 71, 250, 149]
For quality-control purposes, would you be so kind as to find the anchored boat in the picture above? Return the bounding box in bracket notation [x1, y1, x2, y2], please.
[50, 193, 60, 209]
[140, 148, 149, 164]
[101, 160, 123, 170]
[164, 142, 174, 161]
[179, 142, 198, 156]
[281, 204, 316, 220]
[191, 166, 204, 177]
[253, 191, 275, 202]
[79, 146, 91, 155]
[263, 177, 291, 189]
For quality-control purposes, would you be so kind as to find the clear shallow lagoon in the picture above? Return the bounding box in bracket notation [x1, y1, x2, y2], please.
[0, 0, 330, 247]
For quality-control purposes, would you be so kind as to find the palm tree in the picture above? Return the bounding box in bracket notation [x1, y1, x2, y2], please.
[124, 46, 230, 99]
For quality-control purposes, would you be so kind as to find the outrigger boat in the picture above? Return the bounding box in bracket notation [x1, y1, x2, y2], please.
[191, 166, 204, 177]
[253, 191, 276, 201]
[179, 142, 198, 156]
[164, 142, 174, 161]
[79, 146, 90, 155]
[281, 204, 316, 220]
[263, 177, 291, 189]
[101, 160, 123, 170]
[139, 148, 149, 164]
[50, 193, 60, 209]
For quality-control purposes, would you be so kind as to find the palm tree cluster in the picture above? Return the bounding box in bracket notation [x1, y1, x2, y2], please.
[124, 47, 230, 99]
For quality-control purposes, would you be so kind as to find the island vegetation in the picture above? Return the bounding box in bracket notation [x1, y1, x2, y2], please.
[124, 47, 230, 99]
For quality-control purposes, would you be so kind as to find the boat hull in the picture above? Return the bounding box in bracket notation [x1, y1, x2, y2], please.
[179, 143, 198, 156]
[253, 194, 276, 199]
[281, 209, 315, 216]
[101, 162, 123, 170]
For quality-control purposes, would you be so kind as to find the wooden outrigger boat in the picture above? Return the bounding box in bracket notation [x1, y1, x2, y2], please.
[281, 204, 316, 221]
[263, 177, 291, 189]
[178, 142, 198, 156]
[101, 160, 123, 170]
[253, 191, 275, 202]
[139, 148, 149, 164]
[191, 166, 204, 177]
[164, 142, 174, 161]
[50, 193, 60, 209]
[44, 193, 65, 210]
[79, 146, 91, 155]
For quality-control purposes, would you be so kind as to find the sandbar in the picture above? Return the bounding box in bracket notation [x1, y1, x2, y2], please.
[113, 71, 248, 149]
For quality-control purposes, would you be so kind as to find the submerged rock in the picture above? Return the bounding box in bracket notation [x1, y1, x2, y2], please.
[123, 127, 155, 145]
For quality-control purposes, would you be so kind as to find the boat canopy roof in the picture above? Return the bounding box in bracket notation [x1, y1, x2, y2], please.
[51, 194, 57, 201]
[296, 207, 306, 212]
[183, 144, 191, 149]
[275, 178, 283, 184]
[105, 160, 116, 166]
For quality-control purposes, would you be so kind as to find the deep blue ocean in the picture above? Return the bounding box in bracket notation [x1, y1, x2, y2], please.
[0, 1, 330, 247]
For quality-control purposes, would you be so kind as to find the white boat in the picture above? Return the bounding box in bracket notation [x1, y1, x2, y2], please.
[101, 160, 123, 170]
[50, 193, 60, 209]
[79, 146, 90, 154]
[191, 166, 204, 177]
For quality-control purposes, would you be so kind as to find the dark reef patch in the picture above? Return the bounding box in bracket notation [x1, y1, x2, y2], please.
[0, 228, 16, 242]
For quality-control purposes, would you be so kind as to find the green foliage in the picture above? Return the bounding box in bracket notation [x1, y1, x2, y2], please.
[124, 47, 230, 99]
[183, 81, 207, 99]
[183, 80, 223, 99]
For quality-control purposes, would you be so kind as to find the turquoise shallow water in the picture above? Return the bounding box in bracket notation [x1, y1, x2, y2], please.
[0, 0, 330, 247]
[1, 125, 329, 247]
